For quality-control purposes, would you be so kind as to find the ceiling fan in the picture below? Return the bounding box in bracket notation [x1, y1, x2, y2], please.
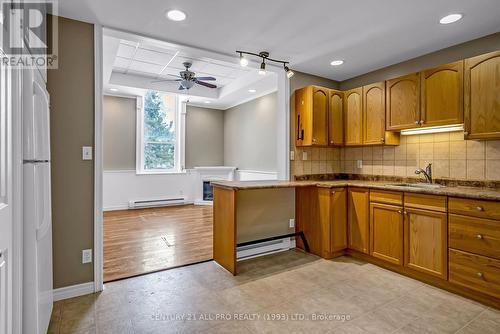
[152, 61, 217, 90]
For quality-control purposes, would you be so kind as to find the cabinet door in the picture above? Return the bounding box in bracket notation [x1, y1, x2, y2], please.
[330, 188, 347, 253]
[296, 187, 321, 255]
[344, 87, 363, 146]
[294, 86, 310, 146]
[348, 188, 369, 253]
[363, 82, 386, 145]
[329, 90, 344, 146]
[464, 51, 500, 140]
[421, 61, 464, 127]
[404, 208, 447, 279]
[370, 203, 403, 265]
[312, 86, 329, 146]
[386, 73, 420, 130]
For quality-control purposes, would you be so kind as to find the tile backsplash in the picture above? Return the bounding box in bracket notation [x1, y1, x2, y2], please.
[291, 131, 500, 181]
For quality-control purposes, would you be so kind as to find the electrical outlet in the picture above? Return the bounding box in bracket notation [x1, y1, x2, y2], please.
[290, 151, 295, 161]
[302, 151, 308, 160]
[289, 218, 295, 228]
[82, 249, 92, 264]
[82, 146, 93, 160]
[357, 160, 363, 169]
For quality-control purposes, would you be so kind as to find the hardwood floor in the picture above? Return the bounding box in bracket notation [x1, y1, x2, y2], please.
[103, 205, 213, 282]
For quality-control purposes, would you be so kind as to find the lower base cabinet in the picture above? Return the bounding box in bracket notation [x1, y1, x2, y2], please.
[449, 249, 500, 299]
[370, 203, 403, 265]
[348, 188, 370, 254]
[404, 208, 448, 279]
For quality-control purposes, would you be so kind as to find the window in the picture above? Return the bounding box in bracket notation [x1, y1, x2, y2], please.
[137, 90, 185, 173]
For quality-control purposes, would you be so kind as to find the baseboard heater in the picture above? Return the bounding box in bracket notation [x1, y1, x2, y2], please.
[237, 238, 296, 261]
[128, 197, 187, 209]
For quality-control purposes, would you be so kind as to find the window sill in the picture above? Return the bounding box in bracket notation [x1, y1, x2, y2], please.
[136, 170, 187, 176]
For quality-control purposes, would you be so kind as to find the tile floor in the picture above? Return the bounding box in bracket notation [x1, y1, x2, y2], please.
[48, 250, 500, 334]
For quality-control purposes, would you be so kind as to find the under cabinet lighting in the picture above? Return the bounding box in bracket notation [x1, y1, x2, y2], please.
[400, 124, 464, 136]
[439, 14, 462, 24]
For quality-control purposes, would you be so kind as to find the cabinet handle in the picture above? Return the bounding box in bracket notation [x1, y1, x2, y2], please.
[398, 210, 402, 214]
[476, 206, 484, 212]
[476, 234, 484, 240]
[476, 272, 484, 278]
[381, 138, 385, 143]
[312, 138, 317, 143]
[404, 211, 408, 215]
[464, 131, 469, 136]
[330, 140, 334, 144]
[419, 120, 424, 125]
[331, 191, 336, 195]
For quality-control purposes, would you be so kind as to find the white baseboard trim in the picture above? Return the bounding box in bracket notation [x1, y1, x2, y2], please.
[237, 237, 296, 261]
[53, 282, 95, 301]
[103, 205, 129, 211]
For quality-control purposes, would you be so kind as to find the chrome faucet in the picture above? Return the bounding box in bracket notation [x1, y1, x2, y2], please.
[415, 163, 433, 184]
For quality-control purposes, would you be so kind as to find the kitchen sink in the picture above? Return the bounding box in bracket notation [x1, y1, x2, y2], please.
[388, 183, 445, 189]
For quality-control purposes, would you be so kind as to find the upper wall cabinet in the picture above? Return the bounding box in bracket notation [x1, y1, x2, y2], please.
[386, 73, 420, 130]
[421, 61, 464, 127]
[344, 87, 363, 146]
[329, 90, 344, 146]
[363, 82, 386, 145]
[295, 86, 329, 146]
[464, 51, 500, 140]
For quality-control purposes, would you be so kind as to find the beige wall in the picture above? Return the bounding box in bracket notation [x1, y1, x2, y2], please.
[47, 16, 94, 288]
[340, 32, 500, 90]
[186, 105, 224, 168]
[103, 95, 136, 170]
[224, 92, 278, 171]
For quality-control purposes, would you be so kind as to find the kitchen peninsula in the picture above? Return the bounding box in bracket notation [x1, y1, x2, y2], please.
[212, 178, 500, 309]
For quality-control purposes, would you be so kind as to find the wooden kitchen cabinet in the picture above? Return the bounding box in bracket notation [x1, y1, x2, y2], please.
[348, 188, 369, 254]
[363, 82, 400, 146]
[344, 87, 363, 146]
[295, 86, 329, 146]
[295, 187, 321, 255]
[370, 203, 404, 265]
[464, 51, 500, 140]
[386, 73, 420, 130]
[420, 61, 464, 127]
[328, 89, 344, 146]
[404, 207, 448, 279]
[318, 187, 347, 258]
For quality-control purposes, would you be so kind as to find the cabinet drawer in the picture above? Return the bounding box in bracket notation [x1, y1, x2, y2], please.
[449, 214, 500, 259]
[449, 249, 500, 299]
[370, 190, 403, 206]
[449, 197, 500, 220]
[404, 193, 446, 212]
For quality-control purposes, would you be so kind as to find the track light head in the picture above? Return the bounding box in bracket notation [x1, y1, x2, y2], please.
[239, 53, 248, 67]
[284, 65, 294, 78]
[259, 60, 266, 75]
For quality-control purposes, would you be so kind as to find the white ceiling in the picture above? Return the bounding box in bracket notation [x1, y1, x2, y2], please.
[103, 31, 278, 109]
[57, 0, 500, 81]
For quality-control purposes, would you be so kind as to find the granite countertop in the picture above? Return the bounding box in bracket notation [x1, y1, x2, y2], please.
[211, 179, 500, 201]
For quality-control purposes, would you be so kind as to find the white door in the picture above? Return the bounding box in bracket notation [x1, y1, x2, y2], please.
[0, 48, 14, 334]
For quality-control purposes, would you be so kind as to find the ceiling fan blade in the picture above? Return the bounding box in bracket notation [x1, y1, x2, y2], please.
[194, 76, 216, 81]
[151, 79, 182, 83]
[195, 80, 217, 89]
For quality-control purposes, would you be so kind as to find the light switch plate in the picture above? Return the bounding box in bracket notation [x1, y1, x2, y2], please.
[289, 219, 295, 228]
[290, 151, 295, 161]
[357, 160, 363, 169]
[302, 151, 308, 160]
[82, 146, 93, 160]
[82, 249, 92, 264]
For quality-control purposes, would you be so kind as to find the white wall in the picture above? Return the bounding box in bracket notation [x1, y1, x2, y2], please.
[103, 170, 197, 211]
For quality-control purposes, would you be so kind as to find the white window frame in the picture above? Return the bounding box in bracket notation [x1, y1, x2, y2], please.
[136, 92, 186, 175]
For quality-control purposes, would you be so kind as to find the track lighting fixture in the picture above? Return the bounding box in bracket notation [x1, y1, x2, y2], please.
[236, 50, 293, 78]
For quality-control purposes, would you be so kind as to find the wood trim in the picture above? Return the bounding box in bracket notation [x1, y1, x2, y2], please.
[404, 193, 447, 212]
[370, 190, 403, 206]
[213, 187, 237, 275]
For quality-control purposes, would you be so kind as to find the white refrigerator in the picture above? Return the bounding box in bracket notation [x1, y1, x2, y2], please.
[22, 67, 53, 334]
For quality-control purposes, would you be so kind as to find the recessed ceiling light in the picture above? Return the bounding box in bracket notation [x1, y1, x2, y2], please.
[330, 60, 344, 66]
[439, 13, 462, 24]
[248, 89, 256, 93]
[166, 9, 186, 21]
[109, 88, 118, 92]
[204, 101, 211, 104]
